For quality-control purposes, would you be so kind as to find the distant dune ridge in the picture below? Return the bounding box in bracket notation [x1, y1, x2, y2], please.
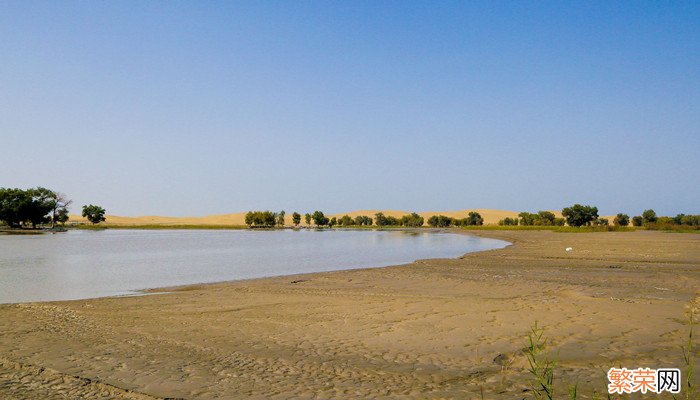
[68, 209, 546, 226]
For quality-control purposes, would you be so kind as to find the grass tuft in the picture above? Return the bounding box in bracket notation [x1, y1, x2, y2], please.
[526, 321, 556, 400]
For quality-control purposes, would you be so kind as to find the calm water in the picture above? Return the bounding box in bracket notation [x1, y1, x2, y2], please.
[0, 229, 508, 304]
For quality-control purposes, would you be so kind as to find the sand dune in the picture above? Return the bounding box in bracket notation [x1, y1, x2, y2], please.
[69, 209, 559, 226]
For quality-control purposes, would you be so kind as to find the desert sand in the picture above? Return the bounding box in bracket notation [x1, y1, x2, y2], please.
[0, 230, 698, 399]
[68, 209, 546, 226]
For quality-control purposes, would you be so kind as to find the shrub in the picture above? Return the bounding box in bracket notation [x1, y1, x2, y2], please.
[401, 212, 424, 227]
[642, 209, 658, 224]
[613, 213, 629, 226]
[499, 217, 519, 226]
[427, 215, 452, 227]
[562, 204, 599, 227]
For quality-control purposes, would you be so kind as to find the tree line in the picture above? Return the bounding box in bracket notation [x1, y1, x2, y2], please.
[0, 187, 71, 228]
[0, 187, 107, 228]
[243, 210, 486, 228]
[497, 204, 700, 229]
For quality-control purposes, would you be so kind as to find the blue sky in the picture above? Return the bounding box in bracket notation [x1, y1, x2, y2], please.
[1, 1, 698, 216]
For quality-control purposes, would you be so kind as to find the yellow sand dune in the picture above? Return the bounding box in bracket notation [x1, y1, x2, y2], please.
[69, 208, 563, 226]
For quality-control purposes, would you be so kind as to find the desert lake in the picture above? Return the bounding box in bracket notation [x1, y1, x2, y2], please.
[0, 229, 509, 303]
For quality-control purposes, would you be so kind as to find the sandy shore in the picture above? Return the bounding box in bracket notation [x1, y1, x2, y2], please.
[1, 230, 698, 399]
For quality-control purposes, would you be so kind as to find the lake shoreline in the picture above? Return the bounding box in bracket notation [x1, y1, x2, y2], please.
[0, 230, 698, 399]
[0, 228, 503, 304]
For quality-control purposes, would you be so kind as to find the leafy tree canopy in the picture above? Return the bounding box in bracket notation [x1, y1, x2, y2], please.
[561, 204, 599, 227]
[82, 204, 106, 225]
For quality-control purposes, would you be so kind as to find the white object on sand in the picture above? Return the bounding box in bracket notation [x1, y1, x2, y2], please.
[565, 247, 573, 252]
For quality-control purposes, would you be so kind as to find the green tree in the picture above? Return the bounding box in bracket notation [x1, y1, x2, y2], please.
[519, 212, 540, 226]
[499, 217, 519, 226]
[384, 216, 400, 226]
[82, 204, 106, 224]
[374, 212, 388, 227]
[632, 216, 643, 227]
[613, 213, 630, 226]
[292, 212, 301, 226]
[329, 217, 337, 227]
[0, 188, 32, 227]
[467, 211, 484, 226]
[339, 215, 354, 226]
[312, 211, 329, 227]
[537, 211, 556, 226]
[642, 209, 657, 224]
[245, 211, 277, 227]
[401, 212, 424, 227]
[0, 187, 66, 228]
[55, 207, 70, 225]
[49, 191, 72, 228]
[304, 213, 311, 225]
[277, 210, 285, 227]
[427, 215, 452, 227]
[561, 204, 598, 227]
[354, 215, 372, 226]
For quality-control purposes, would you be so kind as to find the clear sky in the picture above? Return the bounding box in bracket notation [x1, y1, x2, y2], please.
[1, 1, 698, 216]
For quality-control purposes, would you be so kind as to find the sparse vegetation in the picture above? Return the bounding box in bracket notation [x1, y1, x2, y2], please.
[525, 321, 556, 400]
[522, 300, 698, 399]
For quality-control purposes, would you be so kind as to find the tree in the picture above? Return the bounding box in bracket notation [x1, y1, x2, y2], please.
[613, 213, 630, 226]
[0, 188, 32, 227]
[354, 215, 372, 226]
[55, 207, 70, 225]
[27, 187, 56, 228]
[292, 212, 301, 226]
[339, 215, 354, 226]
[401, 212, 424, 227]
[0, 187, 66, 228]
[311, 211, 329, 227]
[49, 192, 72, 228]
[427, 215, 452, 227]
[467, 211, 484, 226]
[499, 217, 518, 226]
[245, 211, 277, 227]
[304, 213, 311, 225]
[595, 218, 609, 226]
[385, 216, 400, 226]
[518, 212, 540, 226]
[277, 210, 285, 227]
[537, 211, 556, 226]
[632, 216, 643, 227]
[561, 204, 598, 227]
[374, 212, 388, 227]
[82, 204, 106, 224]
[329, 217, 337, 227]
[642, 209, 657, 224]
